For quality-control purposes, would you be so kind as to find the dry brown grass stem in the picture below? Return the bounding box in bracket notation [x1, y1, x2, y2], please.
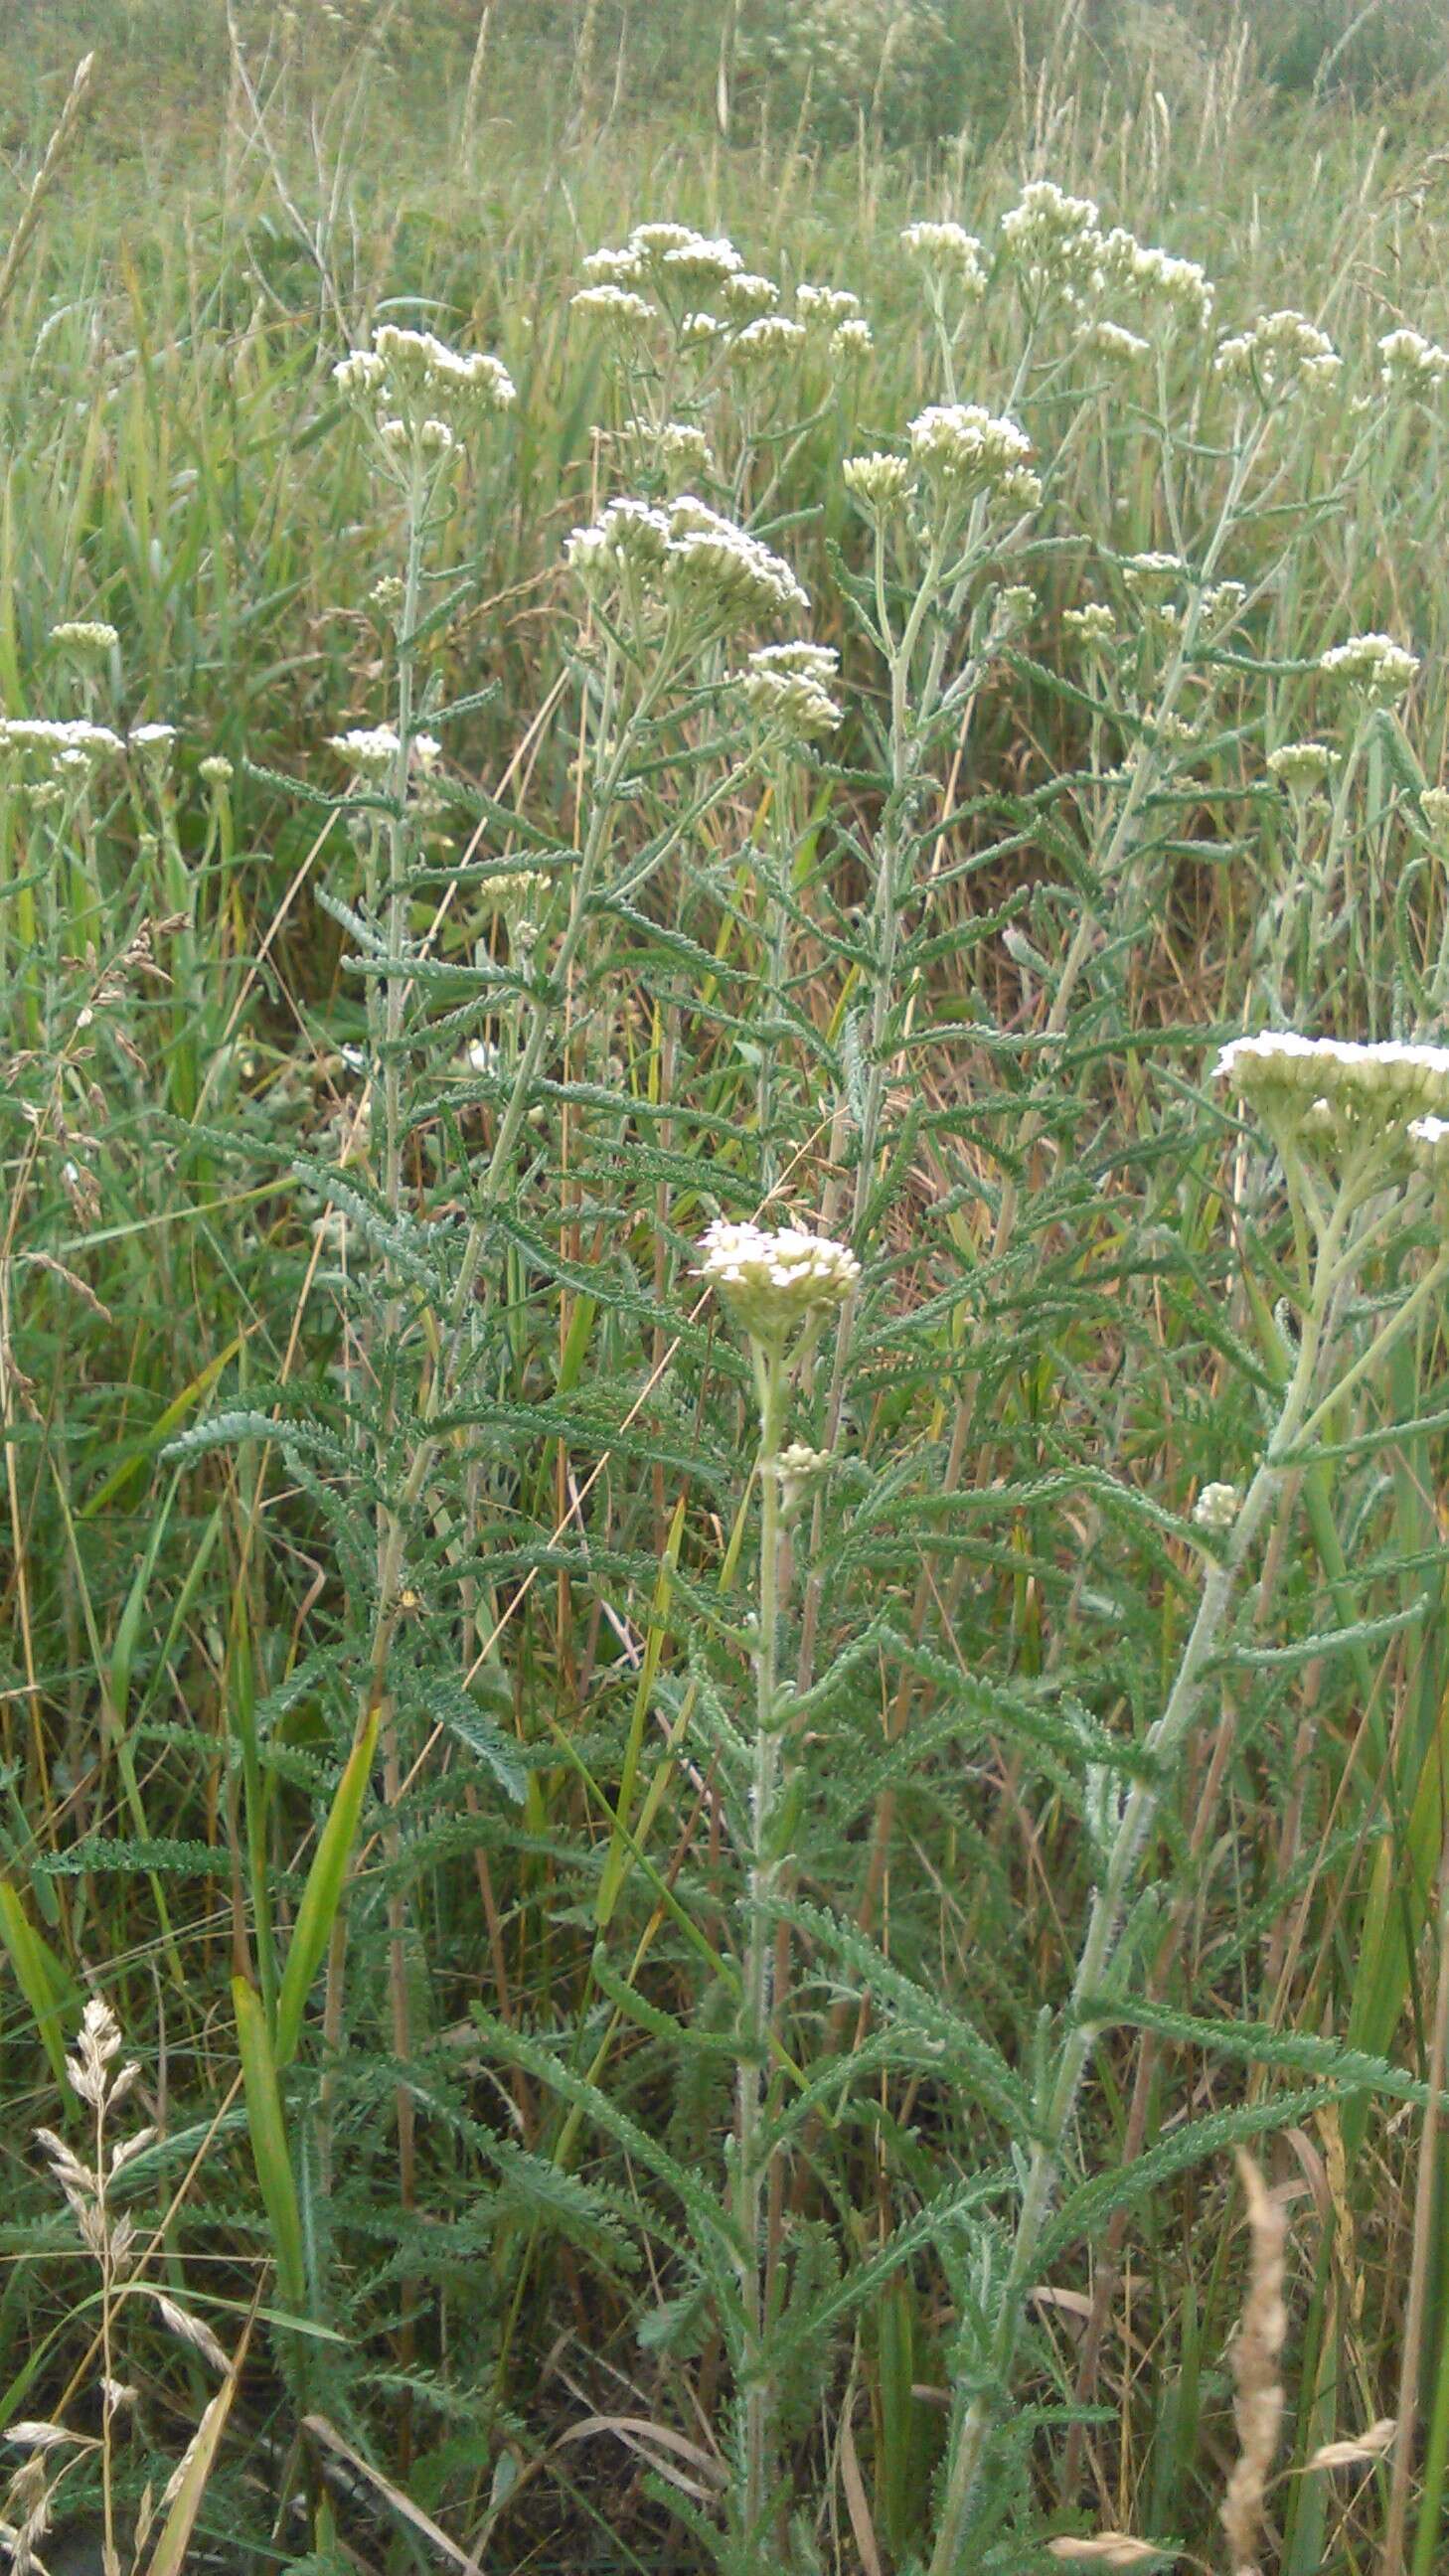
[1221, 2151, 1289, 2576]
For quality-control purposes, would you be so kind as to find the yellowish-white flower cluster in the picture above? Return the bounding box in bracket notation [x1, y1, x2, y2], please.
[901, 221, 987, 296]
[1193, 1481, 1240, 1531]
[656, 419, 715, 480]
[1120, 552, 1182, 602]
[1420, 786, 1449, 836]
[1214, 1034, 1449, 1150]
[1267, 740, 1334, 797]
[697, 1217, 860, 1344]
[329, 724, 403, 774]
[1214, 309, 1342, 401]
[479, 867, 549, 915]
[0, 716, 124, 776]
[831, 316, 873, 361]
[842, 451, 912, 515]
[907, 402, 1040, 505]
[51, 619, 119, 655]
[1078, 317, 1150, 365]
[566, 493, 808, 627]
[1063, 602, 1116, 645]
[1377, 328, 1449, 399]
[333, 325, 515, 460]
[776, 1441, 834, 1515]
[581, 224, 744, 298]
[721, 270, 780, 318]
[200, 753, 234, 788]
[730, 313, 808, 368]
[735, 641, 842, 738]
[795, 283, 860, 327]
[1319, 632, 1418, 701]
[571, 282, 657, 333]
[1100, 229, 1214, 332]
[1000, 179, 1102, 298]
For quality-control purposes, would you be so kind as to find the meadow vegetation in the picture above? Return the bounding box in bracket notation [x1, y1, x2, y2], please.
[5, 7, 1449, 2573]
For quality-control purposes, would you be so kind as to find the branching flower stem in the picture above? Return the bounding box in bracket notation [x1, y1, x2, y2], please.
[925, 1144, 1439, 2574]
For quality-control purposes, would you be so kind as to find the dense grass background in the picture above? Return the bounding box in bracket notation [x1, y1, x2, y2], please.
[6, 6, 1449, 2574]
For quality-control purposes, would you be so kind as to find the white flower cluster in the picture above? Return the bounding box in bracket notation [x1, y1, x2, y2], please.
[0, 716, 124, 777]
[1319, 632, 1418, 700]
[795, 283, 860, 326]
[1119, 552, 1182, 602]
[1407, 1113, 1449, 1175]
[697, 1217, 860, 1343]
[1267, 740, 1335, 796]
[776, 1441, 834, 1514]
[722, 271, 780, 317]
[1214, 1033, 1449, 1150]
[907, 402, 1040, 505]
[1378, 328, 1449, 399]
[1078, 317, 1150, 365]
[328, 724, 441, 776]
[831, 316, 873, 361]
[566, 493, 808, 627]
[571, 283, 657, 333]
[1063, 602, 1116, 645]
[1000, 179, 1103, 297]
[736, 640, 842, 738]
[333, 325, 515, 455]
[1194, 1481, 1240, 1532]
[730, 313, 808, 367]
[51, 619, 119, 655]
[1214, 309, 1342, 401]
[1099, 229, 1214, 332]
[581, 224, 744, 298]
[901, 221, 987, 295]
[657, 419, 714, 479]
[842, 451, 912, 514]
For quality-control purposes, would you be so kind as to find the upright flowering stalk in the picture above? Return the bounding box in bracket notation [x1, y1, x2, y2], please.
[696, 1217, 859, 2573]
[927, 1032, 1449, 2575]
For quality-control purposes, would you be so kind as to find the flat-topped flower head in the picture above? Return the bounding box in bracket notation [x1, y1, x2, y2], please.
[1079, 318, 1150, 365]
[1215, 1033, 1449, 1139]
[664, 495, 809, 624]
[729, 314, 807, 367]
[628, 221, 707, 261]
[580, 244, 646, 286]
[1100, 229, 1214, 331]
[571, 284, 657, 332]
[1063, 602, 1116, 645]
[736, 640, 843, 738]
[1214, 310, 1342, 402]
[328, 724, 401, 774]
[564, 497, 672, 598]
[795, 283, 861, 327]
[333, 326, 515, 449]
[51, 619, 118, 656]
[698, 1218, 859, 1345]
[1000, 179, 1102, 295]
[831, 317, 873, 362]
[1378, 328, 1449, 400]
[721, 270, 780, 317]
[843, 451, 911, 515]
[908, 402, 1038, 502]
[1267, 740, 1335, 797]
[901, 221, 986, 293]
[660, 235, 743, 292]
[1120, 552, 1183, 601]
[1320, 632, 1418, 701]
[0, 716, 124, 776]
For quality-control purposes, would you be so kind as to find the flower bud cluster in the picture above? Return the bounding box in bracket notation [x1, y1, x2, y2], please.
[721, 271, 780, 317]
[735, 641, 842, 738]
[51, 619, 119, 655]
[333, 325, 515, 456]
[1099, 229, 1214, 331]
[1319, 632, 1418, 701]
[1078, 317, 1150, 365]
[1000, 179, 1103, 298]
[582, 224, 744, 297]
[571, 283, 657, 334]
[842, 451, 912, 515]
[0, 716, 124, 777]
[1119, 552, 1182, 603]
[1267, 740, 1335, 796]
[1194, 1481, 1240, 1531]
[1377, 328, 1449, 399]
[730, 314, 808, 368]
[1214, 1033, 1449, 1146]
[697, 1217, 860, 1345]
[907, 402, 1040, 505]
[1214, 309, 1342, 401]
[1063, 602, 1116, 646]
[901, 221, 987, 296]
[795, 283, 860, 327]
[1420, 786, 1449, 837]
[567, 493, 808, 628]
